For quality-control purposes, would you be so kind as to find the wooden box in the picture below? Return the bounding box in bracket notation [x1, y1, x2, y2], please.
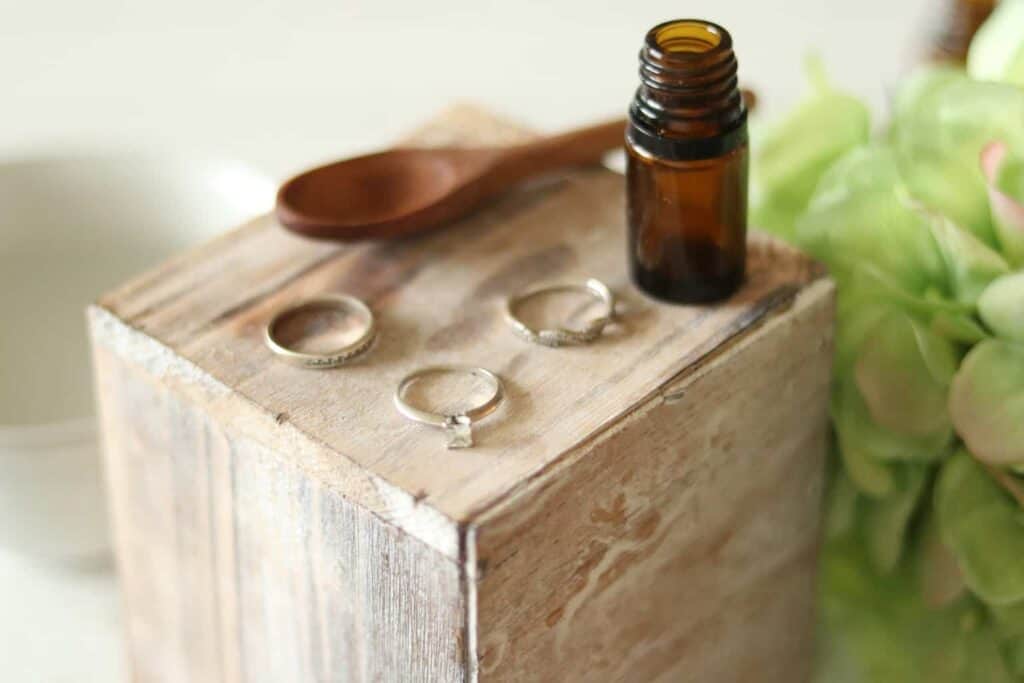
[89, 106, 835, 682]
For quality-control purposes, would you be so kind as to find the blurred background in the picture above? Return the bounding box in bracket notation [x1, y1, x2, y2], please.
[1, 0, 939, 679]
[5, 0, 940, 172]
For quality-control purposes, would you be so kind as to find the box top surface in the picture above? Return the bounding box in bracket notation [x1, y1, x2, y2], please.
[97, 105, 825, 538]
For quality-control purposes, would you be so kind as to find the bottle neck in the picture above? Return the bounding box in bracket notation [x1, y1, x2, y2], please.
[628, 20, 746, 161]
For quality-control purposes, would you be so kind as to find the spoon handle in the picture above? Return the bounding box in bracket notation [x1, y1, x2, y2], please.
[488, 118, 626, 185]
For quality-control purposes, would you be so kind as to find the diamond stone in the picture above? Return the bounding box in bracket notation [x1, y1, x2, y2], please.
[443, 415, 473, 449]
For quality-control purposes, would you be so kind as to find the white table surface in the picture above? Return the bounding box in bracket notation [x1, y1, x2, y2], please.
[2, 0, 933, 679]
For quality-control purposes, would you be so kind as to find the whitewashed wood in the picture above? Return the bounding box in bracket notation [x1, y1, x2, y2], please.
[93, 341, 469, 682]
[472, 279, 833, 682]
[90, 104, 835, 682]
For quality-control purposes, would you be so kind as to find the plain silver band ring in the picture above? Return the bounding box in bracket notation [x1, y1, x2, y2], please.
[505, 278, 615, 347]
[264, 294, 377, 369]
[393, 365, 504, 427]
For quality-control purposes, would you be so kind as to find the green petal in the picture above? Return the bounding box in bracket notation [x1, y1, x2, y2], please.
[931, 311, 991, 345]
[989, 603, 1024, 674]
[978, 271, 1024, 342]
[968, 0, 1024, 87]
[818, 535, 1017, 682]
[982, 141, 1024, 266]
[936, 451, 1024, 605]
[899, 146, 995, 247]
[825, 464, 861, 541]
[844, 266, 948, 314]
[751, 59, 870, 240]
[992, 601, 1024, 640]
[949, 339, 1024, 465]
[890, 71, 1024, 245]
[835, 422, 896, 498]
[926, 210, 1010, 305]
[1002, 638, 1024, 677]
[853, 311, 957, 439]
[834, 283, 892, 376]
[891, 72, 1024, 160]
[795, 146, 947, 294]
[891, 66, 966, 124]
[832, 380, 951, 500]
[834, 379, 953, 464]
[919, 514, 966, 609]
[862, 466, 927, 574]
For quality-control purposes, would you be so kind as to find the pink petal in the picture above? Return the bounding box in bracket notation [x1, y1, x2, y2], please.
[980, 140, 1008, 179]
[981, 140, 1024, 263]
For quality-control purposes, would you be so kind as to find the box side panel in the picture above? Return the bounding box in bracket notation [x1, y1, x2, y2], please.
[473, 282, 834, 683]
[93, 344, 467, 683]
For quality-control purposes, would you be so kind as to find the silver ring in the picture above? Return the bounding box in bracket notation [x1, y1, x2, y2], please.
[394, 365, 504, 449]
[264, 294, 376, 368]
[505, 278, 615, 347]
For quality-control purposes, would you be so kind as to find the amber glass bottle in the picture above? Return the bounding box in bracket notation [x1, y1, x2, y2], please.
[626, 19, 748, 303]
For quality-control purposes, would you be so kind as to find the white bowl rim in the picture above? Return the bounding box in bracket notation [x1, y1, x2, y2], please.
[0, 146, 275, 444]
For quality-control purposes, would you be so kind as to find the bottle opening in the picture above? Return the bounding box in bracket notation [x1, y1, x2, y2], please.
[650, 20, 726, 55]
[631, 18, 744, 143]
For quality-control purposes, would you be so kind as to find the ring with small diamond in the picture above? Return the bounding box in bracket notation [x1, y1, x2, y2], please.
[393, 365, 504, 449]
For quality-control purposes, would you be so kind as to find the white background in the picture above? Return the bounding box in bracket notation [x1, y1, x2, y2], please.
[5, 0, 935, 177]
[2, 0, 933, 680]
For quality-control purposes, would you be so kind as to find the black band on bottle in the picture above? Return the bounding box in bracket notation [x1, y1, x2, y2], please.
[626, 110, 748, 162]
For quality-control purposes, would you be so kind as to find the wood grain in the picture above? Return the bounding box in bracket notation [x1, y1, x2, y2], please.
[90, 103, 835, 682]
[472, 279, 833, 682]
[95, 104, 825, 554]
[93, 342, 467, 682]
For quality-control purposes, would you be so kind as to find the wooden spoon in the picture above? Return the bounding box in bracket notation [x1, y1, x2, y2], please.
[275, 118, 626, 241]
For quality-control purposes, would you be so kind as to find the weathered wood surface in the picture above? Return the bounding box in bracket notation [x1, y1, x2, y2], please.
[95, 104, 825, 558]
[90, 103, 835, 682]
[473, 285, 831, 681]
[93, 345, 467, 681]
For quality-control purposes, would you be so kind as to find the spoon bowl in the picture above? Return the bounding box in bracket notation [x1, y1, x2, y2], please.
[276, 118, 626, 241]
[277, 147, 494, 240]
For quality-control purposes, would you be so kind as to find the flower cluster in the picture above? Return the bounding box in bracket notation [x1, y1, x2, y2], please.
[752, 3, 1024, 679]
